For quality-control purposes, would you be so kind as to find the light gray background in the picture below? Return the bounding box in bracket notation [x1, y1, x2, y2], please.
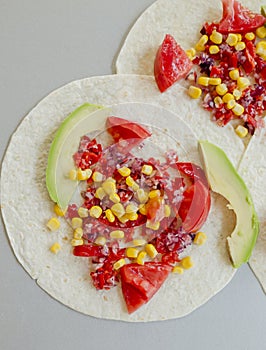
[1, 1, 266, 349]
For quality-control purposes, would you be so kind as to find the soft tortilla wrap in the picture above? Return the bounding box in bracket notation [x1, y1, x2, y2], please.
[1, 74, 243, 321]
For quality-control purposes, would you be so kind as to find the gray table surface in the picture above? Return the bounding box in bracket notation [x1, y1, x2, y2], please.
[1, 1, 266, 349]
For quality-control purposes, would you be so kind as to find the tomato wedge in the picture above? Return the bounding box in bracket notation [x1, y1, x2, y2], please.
[218, 0, 266, 34]
[154, 34, 192, 92]
[120, 262, 172, 314]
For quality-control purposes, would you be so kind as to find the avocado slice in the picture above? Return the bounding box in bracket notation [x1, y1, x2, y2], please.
[198, 140, 259, 268]
[46, 103, 104, 210]
[261, 5, 266, 18]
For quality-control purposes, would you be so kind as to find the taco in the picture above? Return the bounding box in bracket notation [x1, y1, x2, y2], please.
[0, 74, 254, 321]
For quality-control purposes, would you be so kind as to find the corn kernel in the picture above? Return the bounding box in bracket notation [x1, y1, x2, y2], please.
[132, 239, 147, 247]
[78, 207, 89, 218]
[125, 204, 138, 214]
[77, 168, 92, 181]
[113, 258, 126, 270]
[138, 204, 147, 215]
[71, 238, 84, 247]
[132, 182, 140, 191]
[118, 214, 129, 223]
[197, 76, 210, 86]
[237, 34, 242, 42]
[126, 212, 138, 221]
[126, 247, 139, 259]
[181, 256, 194, 269]
[209, 45, 220, 54]
[69, 169, 77, 181]
[237, 77, 250, 90]
[227, 99, 236, 110]
[146, 220, 160, 231]
[245, 32, 255, 41]
[209, 77, 222, 85]
[89, 206, 102, 219]
[145, 244, 158, 259]
[229, 68, 239, 80]
[136, 189, 149, 203]
[233, 89, 242, 100]
[105, 209, 115, 223]
[136, 251, 147, 265]
[235, 125, 248, 138]
[214, 96, 223, 107]
[222, 93, 234, 103]
[109, 193, 121, 203]
[141, 164, 153, 176]
[102, 180, 116, 195]
[149, 189, 161, 199]
[92, 171, 104, 182]
[110, 230, 125, 239]
[94, 236, 106, 246]
[47, 217, 60, 231]
[256, 26, 266, 39]
[188, 86, 202, 99]
[126, 176, 135, 187]
[71, 217, 83, 229]
[194, 231, 207, 245]
[73, 227, 83, 239]
[164, 204, 171, 218]
[172, 266, 184, 274]
[95, 187, 106, 200]
[111, 203, 125, 218]
[54, 204, 65, 217]
[195, 35, 208, 51]
[49, 242, 61, 254]
[232, 103, 245, 116]
[210, 30, 223, 44]
[118, 166, 131, 177]
[226, 33, 238, 46]
[186, 48, 196, 60]
[235, 41, 246, 51]
[216, 83, 228, 96]
[256, 41, 266, 60]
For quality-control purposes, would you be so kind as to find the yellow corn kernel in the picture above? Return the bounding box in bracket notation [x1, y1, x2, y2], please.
[138, 204, 147, 215]
[78, 207, 89, 218]
[145, 244, 158, 259]
[146, 220, 160, 231]
[210, 30, 223, 44]
[105, 209, 115, 223]
[229, 68, 240, 80]
[237, 77, 250, 90]
[256, 41, 266, 59]
[197, 76, 210, 86]
[110, 230, 125, 239]
[54, 204, 65, 217]
[195, 34, 208, 51]
[136, 251, 147, 265]
[164, 204, 171, 218]
[227, 99, 237, 110]
[95, 187, 106, 200]
[209, 45, 220, 54]
[92, 171, 104, 182]
[172, 266, 184, 274]
[237, 34, 242, 42]
[111, 203, 125, 218]
[118, 214, 129, 224]
[232, 103, 245, 116]
[214, 96, 223, 107]
[132, 183, 140, 191]
[69, 169, 77, 181]
[235, 41, 246, 51]
[126, 212, 138, 221]
[141, 164, 153, 176]
[194, 231, 207, 245]
[126, 247, 139, 259]
[126, 176, 135, 187]
[188, 86, 202, 99]
[186, 48, 196, 60]
[113, 258, 126, 270]
[133, 239, 146, 247]
[235, 125, 248, 138]
[125, 204, 139, 214]
[216, 83, 228, 96]
[233, 89, 242, 100]
[77, 168, 92, 181]
[256, 26, 266, 39]
[102, 180, 116, 195]
[109, 193, 121, 204]
[73, 227, 83, 239]
[136, 189, 149, 204]
[245, 32, 255, 41]
[222, 93, 234, 103]
[226, 33, 238, 46]
[71, 217, 83, 229]
[149, 189, 161, 199]
[118, 166, 131, 177]
[94, 236, 107, 246]
[181, 256, 194, 269]
[47, 217, 61, 231]
[89, 206, 102, 219]
[209, 77, 222, 86]
[49, 242, 61, 254]
[71, 238, 84, 247]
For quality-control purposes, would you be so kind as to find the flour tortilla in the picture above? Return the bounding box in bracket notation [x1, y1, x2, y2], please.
[1, 74, 243, 321]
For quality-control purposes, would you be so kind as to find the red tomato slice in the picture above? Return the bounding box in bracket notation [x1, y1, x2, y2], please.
[154, 34, 192, 92]
[175, 162, 209, 187]
[218, 0, 266, 34]
[178, 180, 211, 233]
[120, 262, 172, 314]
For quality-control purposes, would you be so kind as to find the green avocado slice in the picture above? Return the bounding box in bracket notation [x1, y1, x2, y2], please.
[198, 140, 259, 268]
[46, 103, 103, 210]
